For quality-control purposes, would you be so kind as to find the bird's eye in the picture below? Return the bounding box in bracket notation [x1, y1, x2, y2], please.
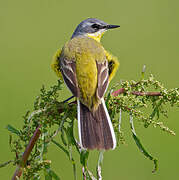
[91, 23, 100, 29]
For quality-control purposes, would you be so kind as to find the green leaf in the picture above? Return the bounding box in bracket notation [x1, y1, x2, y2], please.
[130, 115, 158, 173]
[132, 133, 158, 173]
[6, 124, 20, 135]
[44, 166, 61, 180]
[80, 150, 89, 167]
[44, 169, 52, 180]
[9, 134, 12, 148]
[51, 139, 69, 158]
[52, 140, 76, 180]
[65, 122, 76, 146]
[68, 145, 77, 180]
[105, 90, 112, 109]
[49, 169, 61, 180]
[45, 174, 52, 180]
[150, 100, 163, 120]
[61, 128, 67, 146]
[0, 160, 13, 168]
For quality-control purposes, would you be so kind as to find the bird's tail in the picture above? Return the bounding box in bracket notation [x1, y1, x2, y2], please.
[77, 98, 116, 150]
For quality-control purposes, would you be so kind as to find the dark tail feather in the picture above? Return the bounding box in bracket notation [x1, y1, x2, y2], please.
[77, 98, 116, 150]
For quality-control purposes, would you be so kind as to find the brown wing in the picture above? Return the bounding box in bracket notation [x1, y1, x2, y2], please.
[60, 57, 80, 97]
[96, 60, 109, 99]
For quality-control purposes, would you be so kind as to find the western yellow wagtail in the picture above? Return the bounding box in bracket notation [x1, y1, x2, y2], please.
[51, 18, 120, 150]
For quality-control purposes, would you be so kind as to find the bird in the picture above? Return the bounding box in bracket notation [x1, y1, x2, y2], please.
[51, 18, 120, 150]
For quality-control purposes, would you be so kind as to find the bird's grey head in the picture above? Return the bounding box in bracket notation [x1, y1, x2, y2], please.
[71, 18, 120, 39]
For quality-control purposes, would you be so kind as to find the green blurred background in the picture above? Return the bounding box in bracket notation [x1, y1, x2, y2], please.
[1, 0, 179, 179]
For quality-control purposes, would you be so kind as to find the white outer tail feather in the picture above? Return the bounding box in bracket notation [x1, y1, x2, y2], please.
[101, 98, 116, 149]
[77, 99, 84, 149]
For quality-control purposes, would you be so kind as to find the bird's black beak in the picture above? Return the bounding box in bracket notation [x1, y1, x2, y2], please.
[106, 24, 120, 29]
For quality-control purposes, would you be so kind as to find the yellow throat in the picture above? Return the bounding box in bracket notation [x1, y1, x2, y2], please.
[87, 31, 105, 42]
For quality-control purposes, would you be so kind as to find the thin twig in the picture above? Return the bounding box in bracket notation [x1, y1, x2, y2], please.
[111, 88, 125, 96]
[132, 91, 161, 96]
[112, 88, 161, 97]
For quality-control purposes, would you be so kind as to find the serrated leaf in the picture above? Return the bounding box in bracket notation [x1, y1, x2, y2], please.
[6, 124, 20, 136]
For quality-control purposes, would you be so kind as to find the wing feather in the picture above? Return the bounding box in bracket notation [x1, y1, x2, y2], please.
[60, 58, 80, 97]
[96, 60, 109, 99]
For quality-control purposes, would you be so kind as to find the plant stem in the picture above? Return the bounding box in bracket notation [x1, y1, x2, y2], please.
[112, 88, 161, 97]
[12, 125, 41, 180]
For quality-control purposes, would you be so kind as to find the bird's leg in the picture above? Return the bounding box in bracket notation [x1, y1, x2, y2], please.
[63, 95, 75, 103]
